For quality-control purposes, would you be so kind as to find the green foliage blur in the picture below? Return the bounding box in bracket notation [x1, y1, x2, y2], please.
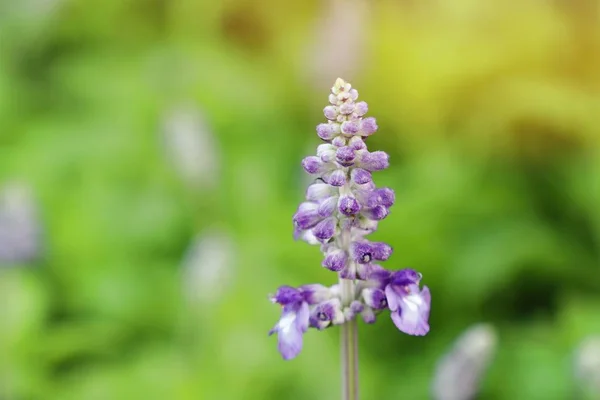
[1, 0, 600, 398]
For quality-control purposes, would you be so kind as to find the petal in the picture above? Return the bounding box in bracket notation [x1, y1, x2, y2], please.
[338, 196, 361, 216]
[391, 308, 429, 336]
[361, 205, 389, 221]
[362, 288, 388, 309]
[312, 217, 336, 241]
[277, 324, 304, 359]
[336, 146, 355, 166]
[322, 248, 347, 272]
[318, 196, 338, 217]
[385, 285, 399, 312]
[350, 168, 372, 184]
[354, 101, 368, 116]
[324, 169, 347, 187]
[391, 288, 430, 336]
[272, 285, 303, 305]
[357, 151, 389, 172]
[293, 205, 322, 230]
[360, 117, 378, 136]
[316, 123, 337, 141]
[296, 301, 310, 333]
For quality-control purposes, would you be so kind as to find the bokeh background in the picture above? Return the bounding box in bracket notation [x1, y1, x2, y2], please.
[1, 0, 600, 398]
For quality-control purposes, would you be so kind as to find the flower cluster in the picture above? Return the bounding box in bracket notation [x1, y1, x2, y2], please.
[269, 78, 431, 360]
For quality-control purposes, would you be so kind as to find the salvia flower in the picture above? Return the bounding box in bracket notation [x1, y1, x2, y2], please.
[269, 78, 431, 360]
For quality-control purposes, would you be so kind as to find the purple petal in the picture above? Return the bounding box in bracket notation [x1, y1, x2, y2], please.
[367, 264, 392, 288]
[361, 205, 389, 220]
[273, 307, 306, 360]
[358, 151, 389, 172]
[324, 169, 347, 187]
[296, 301, 310, 332]
[372, 242, 393, 260]
[350, 300, 364, 314]
[309, 299, 344, 330]
[312, 217, 336, 241]
[338, 196, 361, 216]
[271, 285, 303, 305]
[331, 136, 346, 147]
[317, 196, 338, 217]
[362, 288, 388, 310]
[341, 121, 360, 136]
[385, 285, 399, 312]
[367, 188, 395, 208]
[351, 241, 392, 263]
[350, 241, 374, 264]
[351, 168, 372, 184]
[388, 284, 431, 336]
[322, 248, 347, 272]
[391, 268, 422, 286]
[324, 106, 338, 120]
[339, 102, 355, 115]
[302, 156, 327, 174]
[348, 136, 366, 151]
[336, 146, 355, 166]
[360, 117, 378, 136]
[293, 202, 321, 230]
[354, 101, 368, 116]
[316, 123, 337, 141]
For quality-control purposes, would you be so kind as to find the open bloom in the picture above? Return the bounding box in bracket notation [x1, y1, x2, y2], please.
[385, 269, 431, 336]
[268, 286, 310, 360]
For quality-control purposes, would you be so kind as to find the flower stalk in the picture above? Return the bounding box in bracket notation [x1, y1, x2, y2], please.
[268, 78, 431, 400]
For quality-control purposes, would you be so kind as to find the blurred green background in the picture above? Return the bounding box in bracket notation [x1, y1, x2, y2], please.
[1, 0, 600, 398]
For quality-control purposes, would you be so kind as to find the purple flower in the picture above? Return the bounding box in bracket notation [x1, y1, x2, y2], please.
[338, 196, 361, 216]
[351, 168, 372, 184]
[323, 169, 347, 186]
[293, 202, 322, 230]
[317, 196, 338, 217]
[336, 146, 356, 166]
[324, 106, 338, 120]
[322, 248, 347, 271]
[361, 205, 389, 221]
[316, 123, 338, 141]
[272, 78, 432, 361]
[341, 120, 361, 136]
[357, 150, 389, 171]
[360, 117, 378, 136]
[269, 286, 310, 359]
[354, 101, 368, 116]
[348, 136, 366, 151]
[385, 269, 431, 336]
[309, 298, 344, 330]
[350, 241, 393, 264]
[312, 217, 337, 241]
[362, 288, 388, 310]
[302, 156, 334, 175]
